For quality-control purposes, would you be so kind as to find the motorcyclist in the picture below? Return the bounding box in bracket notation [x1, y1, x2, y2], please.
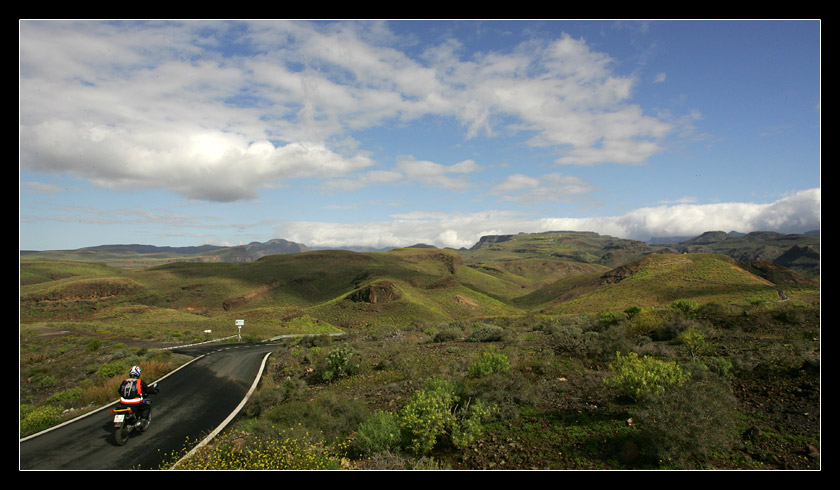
[117, 366, 158, 430]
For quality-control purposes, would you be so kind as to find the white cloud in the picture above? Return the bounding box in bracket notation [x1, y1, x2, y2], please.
[20, 121, 375, 202]
[20, 20, 683, 204]
[396, 157, 482, 191]
[275, 188, 820, 249]
[488, 173, 595, 203]
[321, 169, 404, 192]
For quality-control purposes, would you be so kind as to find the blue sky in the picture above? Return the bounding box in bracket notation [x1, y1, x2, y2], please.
[19, 20, 820, 251]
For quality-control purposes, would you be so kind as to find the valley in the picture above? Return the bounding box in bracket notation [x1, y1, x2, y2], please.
[20, 230, 820, 470]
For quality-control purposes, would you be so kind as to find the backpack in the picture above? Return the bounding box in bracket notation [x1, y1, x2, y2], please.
[119, 378, 142, 400]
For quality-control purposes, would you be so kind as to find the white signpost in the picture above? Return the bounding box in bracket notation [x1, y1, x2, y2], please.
[235, 319, 244, 341]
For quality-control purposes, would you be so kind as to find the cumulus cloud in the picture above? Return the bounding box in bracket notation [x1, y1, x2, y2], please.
[276, 188, 820, 249]
[396, 157, 482, 191]
[20, 20, 681, 204]
[20, 122, 375, 202]
[277, 210, 527, 250]
[488, 173, 595, 203]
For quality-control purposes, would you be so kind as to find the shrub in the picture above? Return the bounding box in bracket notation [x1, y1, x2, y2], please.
[467, 350, 511, 378]
[432, 327, 463, 343]
[397, 376, 490, 455]
[649, 313, 695, 341]
[45, 387, 83, 408]
[671, 299, 699, 319]
[449, 398, 491, 449]
[244, 378, 307, 418]
[353, 410, 402, 456]
[603, 352, 690, 402]
[466, 323, 504, 342]
[546, 324, 589, 357]
[677, 328, 707, 359]
[702, 356, 734, 379]
[627, 308, 668, 337]
[266, 393, 369, 443]
[633, 377, 739, 468]
[580, 324, 632, 362]
[623, 306, 642, 319]
[399, 383, 455, 455]
[97, 360, 130, 379]
[321, 346, 359, 382]
[598, 311, 622, 327]
[20, 404, 62, 435]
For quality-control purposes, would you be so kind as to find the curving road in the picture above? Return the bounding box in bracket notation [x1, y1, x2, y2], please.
[20, 341, 280, 470]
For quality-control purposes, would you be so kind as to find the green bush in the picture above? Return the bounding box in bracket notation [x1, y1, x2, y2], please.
[244, 378, 307, 418]
[466, 323, 504, 342]
[45, 387, 83, 408]
[432, 327, 463, 343]
[599, 311, 622, 327]
[671, 299, 699, 319]
[97, 360, 130, 379]
[634, 376, 739, 468]
[467, 350, 510, 378]
[321, 346, 359, 382]
[603, 352, 690, 402]
[266, 393, 369, 443]
[546, 324, 588, 356]
[21, 404, 63, 435]
[677, 328, 707, 359]
[353, 410, 402, 456]
[397, 376, 490, 455]
[627, 308, 668, 337]
[579, 324, 632, 362]
[399, 382, 456, 455]
[449, 399, 491, 449]
[623, 306, 642, 319]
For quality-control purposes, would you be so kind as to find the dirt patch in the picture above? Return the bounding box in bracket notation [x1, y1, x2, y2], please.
[23, 323, 72, 338]
[223, 281, 280, 311]
[347, 281, 401, 304]
[454, 295, 478, 308]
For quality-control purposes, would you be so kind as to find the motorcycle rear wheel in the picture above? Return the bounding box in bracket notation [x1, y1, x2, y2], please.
[114, 423, 131, 446]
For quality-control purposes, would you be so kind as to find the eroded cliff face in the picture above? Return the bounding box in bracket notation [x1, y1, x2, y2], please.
[347, 281, 401, 304]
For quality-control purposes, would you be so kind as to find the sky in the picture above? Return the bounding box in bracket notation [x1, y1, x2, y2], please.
[19, 19, 821, 251]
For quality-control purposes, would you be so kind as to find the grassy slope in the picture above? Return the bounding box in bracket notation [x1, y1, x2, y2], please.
[521, 253, 787, 314]
[21, 241, 807, 337]
[20, 240, 820, 469]
[19, 248, 527, 339]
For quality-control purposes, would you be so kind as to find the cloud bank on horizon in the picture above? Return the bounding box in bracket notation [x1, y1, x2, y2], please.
[19, 20, 820, 251]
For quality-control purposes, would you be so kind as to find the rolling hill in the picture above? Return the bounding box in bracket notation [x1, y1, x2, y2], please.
[19, 230, 819, 341]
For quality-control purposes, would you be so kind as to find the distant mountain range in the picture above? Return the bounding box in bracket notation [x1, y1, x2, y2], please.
[21, 229, 819, 278]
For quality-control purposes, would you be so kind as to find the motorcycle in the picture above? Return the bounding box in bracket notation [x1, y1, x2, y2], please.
[110, 382, 158, 446]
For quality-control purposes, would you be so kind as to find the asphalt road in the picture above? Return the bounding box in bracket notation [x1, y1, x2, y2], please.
[20, 341, 281, 470]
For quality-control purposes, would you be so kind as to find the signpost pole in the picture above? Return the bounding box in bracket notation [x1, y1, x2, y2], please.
[235, 319, 244, 341]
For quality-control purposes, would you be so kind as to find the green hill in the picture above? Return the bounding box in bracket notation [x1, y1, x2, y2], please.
[671, 231, 820, 278]
[461, 230, 657, 268]
[19, 248, 529, 340]
[518, 252, 803, 315]
[19, 232, 821, 470]
[19, 231, 819, 340]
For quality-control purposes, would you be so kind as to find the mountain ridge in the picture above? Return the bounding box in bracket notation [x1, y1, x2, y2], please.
[20, 229, 819, 278]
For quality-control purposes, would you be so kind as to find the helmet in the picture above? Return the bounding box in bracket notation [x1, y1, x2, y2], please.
[129, 365, 141, 377]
